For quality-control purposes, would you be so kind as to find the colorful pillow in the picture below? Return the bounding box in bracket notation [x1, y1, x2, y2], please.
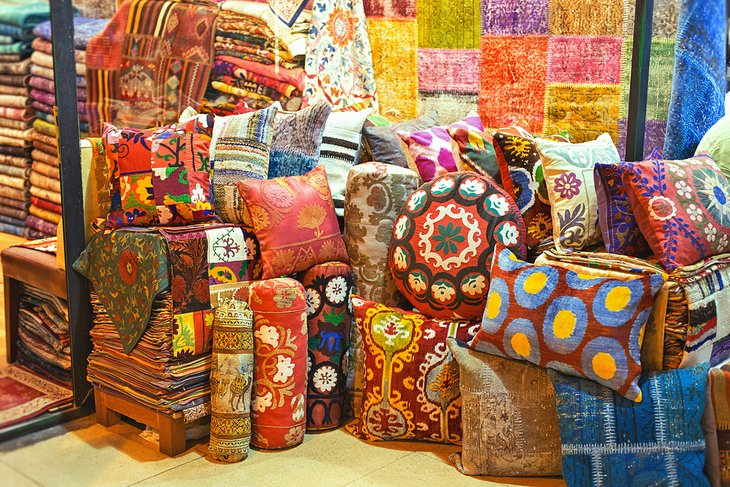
[397, 112, 484, 181]
[621, 153, 730, 271]
[248, 278, 307, 450]
[210, 106, 278, 223]
[388, 172, 526, 320]
[550, 364, 711, 487]
[494, 130, 553, 249]
[593, 148, 660, 257]
[300, 261, 355, 431]
[268, 102, 332, 179]
[102, 116, 219, 227]
[447, 120, 532, 184]
[209, 298, 254, 463]
[317, 108, 372, 217]
[348, 297, 479, 443]
[447, 338, 562, 477]
[362, 113, 438, 168]
[236, 166, 348, 279]
[537, 133, 621, 251]
[469, 245, 666, 402]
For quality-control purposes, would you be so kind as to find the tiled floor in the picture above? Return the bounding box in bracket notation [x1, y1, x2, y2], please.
[0, 231, 565, 486]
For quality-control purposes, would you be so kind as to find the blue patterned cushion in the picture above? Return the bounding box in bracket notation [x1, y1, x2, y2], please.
[550, 364, 711, 487]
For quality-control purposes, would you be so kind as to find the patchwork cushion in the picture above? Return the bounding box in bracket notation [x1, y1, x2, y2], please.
[550, 364, 711, 487]
[397, 112, 483, 181]
[447, 338, 562, 477]
[593, 148, 660, 256]
[621, 153, 730, 271]
[537, 133, 621, 251]
[494, 128, 553, 248]
[348, 297, 479, 443]
[469, 245, 666, 402]
[248, 278, 308, 450]
[317, 109, 372, 217]
[237, 166, 348, 279]
[362, 113, 438, 168]
[343, 162, 419, 418]
[210, 106, 278, 223]
[268, 102, 332, 179]
[388, 172, 526, 320]
[102, 116, 219, 227]
[209, 298, 254, 463]
[300, 261, 355, 431]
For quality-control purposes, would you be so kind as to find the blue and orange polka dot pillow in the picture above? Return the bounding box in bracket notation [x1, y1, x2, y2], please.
[469, 244, 666, 402]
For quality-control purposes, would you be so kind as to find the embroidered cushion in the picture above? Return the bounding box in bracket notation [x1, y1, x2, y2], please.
[317, 108, 372, 217]
[388, 172, 526, 320]
[537, 133, 621, 251]
[248, 278, 308, 450]
[494, 129, 554, 249]
[447, 338, 563, 477]
[300, 261, 355, 431]
[592, 148, 660, 257]
[236, 166, 348, 279]
[550, 364, 711, 487]
[362, 113, 438, 168]
[210, 106, 277, 223]
[621, 154, 730, 271]
[102, 116, 219, 227]
[469, 245, 666, 402]
[267, 102, 332, 179]
[397, 112, 483, 181]
[348, 297, 479, 443]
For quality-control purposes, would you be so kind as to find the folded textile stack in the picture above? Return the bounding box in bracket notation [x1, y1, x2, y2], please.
[16, 283, 71, 387]
[204, 2, 310, 115]
[25, 17, 108, 237]
[0, 2, 51, 238]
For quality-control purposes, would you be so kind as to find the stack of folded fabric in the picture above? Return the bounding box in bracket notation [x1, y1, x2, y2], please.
[25, 16, 107, 237]
[203, 2, 309, 115]
[0, 2, 51, 238]
[16, 283, 72, 387]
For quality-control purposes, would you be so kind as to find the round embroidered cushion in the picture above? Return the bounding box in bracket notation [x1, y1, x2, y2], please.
[388, 172, 527, 320]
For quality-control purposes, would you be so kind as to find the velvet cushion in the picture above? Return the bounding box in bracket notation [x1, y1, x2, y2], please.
[248, 278, 308, 449]
[397, 112, 483, 181]
[300, 261, 354, 431]
[362, 113, 438, 168]
[102, 116, 219, 227]
[537, 133, 621, 251]
[388, 172, 526, 320]
[550, 364, 711, 487]
[621, 153, 730, 271]
[469, 245, 666, 402]
[447, 339, 562, 477]
[348, 297, 479, 443]
[236, 166, 348, 279]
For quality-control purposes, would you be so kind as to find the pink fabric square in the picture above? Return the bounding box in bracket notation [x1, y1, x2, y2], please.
[418, 49, 480, 94]
[547, 36, 623, 84]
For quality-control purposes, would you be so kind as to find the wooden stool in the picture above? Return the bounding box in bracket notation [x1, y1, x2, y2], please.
[93, 386, 189, 457]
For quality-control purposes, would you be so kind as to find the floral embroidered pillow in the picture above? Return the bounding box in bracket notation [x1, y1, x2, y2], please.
[494, 128, 553, 249]
[236, 166, 348, 279]
[621, 153, 730, 271]
[593, 148, 661, 257]
[537, 133, 621, 251]
[397, 112, 484, 182]
[470, 245, 666, 402]
[102, 117, 219, 227]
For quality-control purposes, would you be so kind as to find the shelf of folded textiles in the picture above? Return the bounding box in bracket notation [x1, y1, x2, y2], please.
[538, 249, 730, 371]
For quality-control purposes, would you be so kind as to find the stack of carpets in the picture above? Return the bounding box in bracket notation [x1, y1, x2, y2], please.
[204, 2, 309, 115]
[16, 283, 71, 387]
[0, 2, 50, 238]
[25, 17, 108, 237]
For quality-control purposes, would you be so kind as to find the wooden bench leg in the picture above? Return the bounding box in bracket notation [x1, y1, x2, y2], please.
[94, 387, 121, 427]
[157, 412, 187, 457]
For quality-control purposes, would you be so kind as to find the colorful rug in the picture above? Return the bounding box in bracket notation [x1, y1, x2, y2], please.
[0, 364, 72, 429]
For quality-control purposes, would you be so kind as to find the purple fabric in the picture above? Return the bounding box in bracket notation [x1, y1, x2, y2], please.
[29, 77, 86, 101]
[25, 214, 56, 236]
[482, 0, 549, 34]
[617, 118, 668, 160]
